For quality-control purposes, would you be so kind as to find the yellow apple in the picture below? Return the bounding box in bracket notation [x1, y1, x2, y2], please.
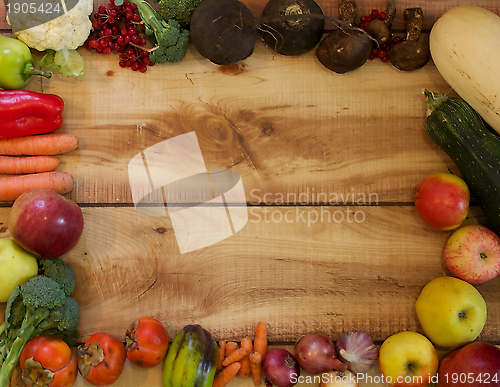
[0, 238, 39, 302]
[415, 276, 487, 348]
[379, 331, 438, 387]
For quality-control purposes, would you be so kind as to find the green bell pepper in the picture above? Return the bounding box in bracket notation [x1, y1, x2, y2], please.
[0, 34, 52, 90]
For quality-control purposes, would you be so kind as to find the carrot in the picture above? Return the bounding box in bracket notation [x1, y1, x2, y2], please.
[0, 133, 79, 155]
[249, 351, 263, 387]
[236, 337, 253, 378]
[225, 341, 238, 358]
[0, 171, 74, 201]
[222, 347, 247, 367]
[253, 322, 268, 359]
[0, 155, 60, 174]
[217, 341, 227, 372]
[212, 362, 241, 387]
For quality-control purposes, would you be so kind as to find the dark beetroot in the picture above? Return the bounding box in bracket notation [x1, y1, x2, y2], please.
[190, 0, 258, 65]
[260, 0, 324, 56]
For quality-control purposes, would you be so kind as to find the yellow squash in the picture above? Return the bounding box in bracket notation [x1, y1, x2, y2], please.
[430, 6, 500, 135]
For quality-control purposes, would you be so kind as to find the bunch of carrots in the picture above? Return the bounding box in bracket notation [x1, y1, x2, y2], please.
[213, 322, 269, 387]
[0, 133, 79, 201]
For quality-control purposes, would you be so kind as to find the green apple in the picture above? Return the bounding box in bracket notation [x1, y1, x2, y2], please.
[415, 276, 487, 348]
[0, 238, 39, 302]
[379, 331, 439, 387]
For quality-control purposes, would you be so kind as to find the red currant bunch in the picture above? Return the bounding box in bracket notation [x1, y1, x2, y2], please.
[358, 8, 402, 63]
[84, 0, 153, 73]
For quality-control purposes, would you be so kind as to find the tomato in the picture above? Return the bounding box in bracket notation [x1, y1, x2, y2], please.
[20, 336, 78, 387]
[125, 316, 169, 368]
[77, 332, 126, 386]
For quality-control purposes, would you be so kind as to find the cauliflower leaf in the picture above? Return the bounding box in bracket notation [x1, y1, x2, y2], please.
[40, 48, 85, 77]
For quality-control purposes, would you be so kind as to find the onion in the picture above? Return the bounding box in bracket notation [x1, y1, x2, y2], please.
[294, 334, 346, 374]
[263, 348, 300, 387]
[320, 370, 360, 387]
[335, 331, 379, 374]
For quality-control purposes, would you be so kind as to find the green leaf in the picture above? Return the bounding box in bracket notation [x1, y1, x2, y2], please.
[114, 0, 123, 5]
[39, 49, 85, 77]
[54, 48, 85, 77]
[39, 49, 56, 68]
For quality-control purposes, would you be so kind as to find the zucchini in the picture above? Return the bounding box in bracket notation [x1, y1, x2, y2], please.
[423, 89, 500, 235]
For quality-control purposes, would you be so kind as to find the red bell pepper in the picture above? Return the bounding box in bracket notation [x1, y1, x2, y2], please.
[0, 90, 64, 139]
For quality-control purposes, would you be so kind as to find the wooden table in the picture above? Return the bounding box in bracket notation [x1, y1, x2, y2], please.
[1, 0, 500, 386]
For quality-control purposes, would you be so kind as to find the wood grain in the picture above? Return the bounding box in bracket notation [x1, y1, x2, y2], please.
[2, 43, 462, 205]
[1, 205, 497, 344]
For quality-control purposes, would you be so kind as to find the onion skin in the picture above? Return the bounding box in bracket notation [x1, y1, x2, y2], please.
[263, 348, 300, 387]
[335, 331, 378, 374]
[294, 334, 346, 374]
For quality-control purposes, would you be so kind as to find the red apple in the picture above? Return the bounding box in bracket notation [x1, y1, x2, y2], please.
[437, 342, 500, 387]
[415, 173, 470, 230]
[9, 188, 84, 258]
[444, 225, 500, 284]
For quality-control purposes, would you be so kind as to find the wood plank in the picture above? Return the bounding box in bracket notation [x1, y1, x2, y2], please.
[0, 42, 462, 205]
[2, 205, 497, 344]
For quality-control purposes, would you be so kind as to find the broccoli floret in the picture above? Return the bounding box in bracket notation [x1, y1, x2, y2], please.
[157, 0, 204, 28]
[39, 258, 76, 297]
[20, 276, 66, 310]
[129, 0, 190, 64]
[149, 22, 190, 64]
[0, 272, 80, 387]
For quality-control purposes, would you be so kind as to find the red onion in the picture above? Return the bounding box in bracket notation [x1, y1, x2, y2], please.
[294, 334, 346, 374]
[263, 348, 300, 387]
[335, 331, 379, 374]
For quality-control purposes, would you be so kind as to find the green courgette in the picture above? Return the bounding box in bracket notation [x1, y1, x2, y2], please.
[423, 89, 500, 234]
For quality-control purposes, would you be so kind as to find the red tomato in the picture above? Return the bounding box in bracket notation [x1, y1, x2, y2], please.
[20, 335, 78, 387]
[77, 332, 126, 386]
[125, 316, 169, 368]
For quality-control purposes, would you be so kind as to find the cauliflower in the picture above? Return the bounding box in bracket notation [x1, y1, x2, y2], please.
[7, 0, 93, 51]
